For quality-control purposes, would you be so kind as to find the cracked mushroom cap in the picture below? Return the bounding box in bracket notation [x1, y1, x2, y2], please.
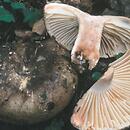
[71, 50, 130, 130]
[44, 3, 130, 69]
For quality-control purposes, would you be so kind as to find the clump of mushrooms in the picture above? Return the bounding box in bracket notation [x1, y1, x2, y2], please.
[44, 3, 130, 130]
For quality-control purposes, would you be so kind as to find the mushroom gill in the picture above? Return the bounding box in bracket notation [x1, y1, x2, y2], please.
[71, 50, 130, 130]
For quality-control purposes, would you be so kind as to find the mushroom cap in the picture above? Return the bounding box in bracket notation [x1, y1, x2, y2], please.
[44, 3, 130, 69]
[101, 17, 130, 58]
[71, 50, 130, 130]
[44, 3, 79, 51]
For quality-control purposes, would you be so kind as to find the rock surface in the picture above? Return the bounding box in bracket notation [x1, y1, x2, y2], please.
[102, 0, 130, 17]
[47, 0, 93, 13]
[0, 38, 77, 123]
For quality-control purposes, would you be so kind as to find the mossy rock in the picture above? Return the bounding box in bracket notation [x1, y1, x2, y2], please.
[0, 38, 77, 124]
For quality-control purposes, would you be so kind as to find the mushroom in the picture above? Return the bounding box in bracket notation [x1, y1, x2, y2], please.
[44, 3, 130, 70]
[71, 50, 130, 130]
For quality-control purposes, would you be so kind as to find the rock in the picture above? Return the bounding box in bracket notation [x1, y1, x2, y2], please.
[47, 0, 93, 13]
[102, 0, 122, 15]
[0, 38, 77, 123]
[102, 8, 120, 15]
[124, 4, 130, 17]
[78, 0, 93, 13]
[103, 0, 130, 17]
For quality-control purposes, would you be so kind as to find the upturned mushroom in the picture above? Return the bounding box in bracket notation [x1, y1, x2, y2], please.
[44, 3, 130, 129]
[44, 3, 130, 70]
[71, 50, 130, 130]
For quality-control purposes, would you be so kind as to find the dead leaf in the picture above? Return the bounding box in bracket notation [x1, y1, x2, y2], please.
[32, 18, 46, 35]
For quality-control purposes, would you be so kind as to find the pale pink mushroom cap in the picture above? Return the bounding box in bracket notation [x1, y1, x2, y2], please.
[71, 50, 130, 130]
[44, 3, 130, 69]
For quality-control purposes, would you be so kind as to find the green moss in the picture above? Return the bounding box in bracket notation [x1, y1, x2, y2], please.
[22, 8, 42, 26]
[1, 1, 42, 26]
[115, 53, 124, 60]
[92, 71, 102, 81]
[0, 6, 15, 22]
[11, 2, 25, 10]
